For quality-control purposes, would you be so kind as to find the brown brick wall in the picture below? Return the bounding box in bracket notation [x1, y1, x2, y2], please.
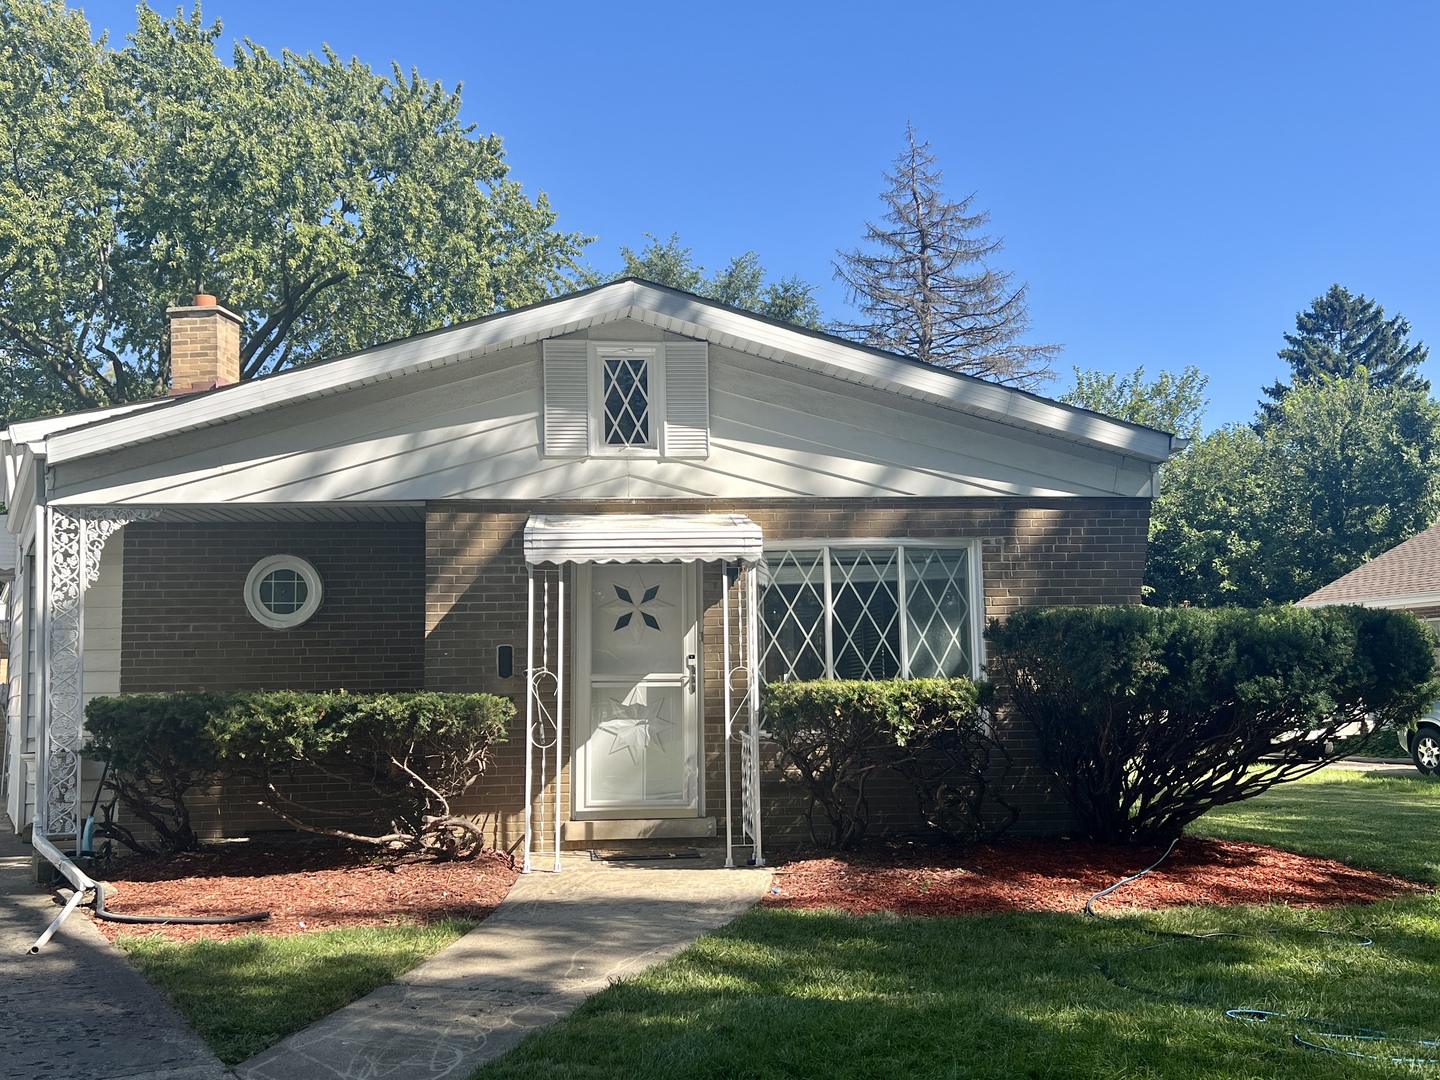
[121, 521, 425, 693]
[425, 497, 1149, 850]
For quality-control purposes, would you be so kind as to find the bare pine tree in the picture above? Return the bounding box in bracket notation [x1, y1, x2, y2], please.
[833, 125, 1059, 389]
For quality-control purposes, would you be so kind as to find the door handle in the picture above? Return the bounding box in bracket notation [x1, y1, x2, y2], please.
[686, 653, 697, 690]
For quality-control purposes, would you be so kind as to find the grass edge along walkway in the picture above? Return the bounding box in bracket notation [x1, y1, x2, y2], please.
[117, 917, 475, 1065]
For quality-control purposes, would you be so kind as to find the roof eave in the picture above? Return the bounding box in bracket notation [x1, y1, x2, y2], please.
[40, 279, 1177, 467]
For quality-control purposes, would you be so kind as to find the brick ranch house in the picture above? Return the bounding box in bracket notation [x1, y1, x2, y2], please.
[0, 280, 1180, 868]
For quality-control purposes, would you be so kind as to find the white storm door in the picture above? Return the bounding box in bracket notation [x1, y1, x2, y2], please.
[576, 563, 700, 817]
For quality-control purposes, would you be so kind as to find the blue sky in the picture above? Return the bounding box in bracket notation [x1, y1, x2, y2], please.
[79, 1, 1440, 431]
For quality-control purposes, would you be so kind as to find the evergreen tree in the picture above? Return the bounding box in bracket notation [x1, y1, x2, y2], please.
[832, 124, 1058, 390]
[1260, 284, 1428, 418]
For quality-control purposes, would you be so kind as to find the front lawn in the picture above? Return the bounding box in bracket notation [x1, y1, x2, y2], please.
[471, 899, 1440, 1079]
[1190, 766, 1440, 883]
[470, 766, 1440, 1078]
[117, 918, 474, 1065]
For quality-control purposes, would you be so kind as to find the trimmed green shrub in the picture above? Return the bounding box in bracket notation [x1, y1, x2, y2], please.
[763, 678, 1007, 848]
[211, 690, 511, 859]
[85, 692, 233, 853]
[85, 690, 512, 857]
[984, 604, 1440, 843]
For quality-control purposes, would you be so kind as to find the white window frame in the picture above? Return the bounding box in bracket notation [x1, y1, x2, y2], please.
[589, 342, 666, 457]
[244, 555, 324, 630]
[759, 538, 985, 680]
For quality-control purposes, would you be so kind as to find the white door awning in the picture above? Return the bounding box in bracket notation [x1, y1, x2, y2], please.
[523, 513, 763, 565]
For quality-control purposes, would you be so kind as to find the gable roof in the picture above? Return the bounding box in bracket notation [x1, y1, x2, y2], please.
[8, 279, 1180, 469]
[1297, 522, 1440, 608]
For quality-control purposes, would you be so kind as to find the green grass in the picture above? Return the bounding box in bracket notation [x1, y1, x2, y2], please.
[116, 918, 474, 1065]
[469, 766, 1440, 1079]
[1190, 766, 1440, 883]
[471, 899, 1440, 1079]
[123, 766, 1440, 1077]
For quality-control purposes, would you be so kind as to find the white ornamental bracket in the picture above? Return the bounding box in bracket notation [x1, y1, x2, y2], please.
[42, 507, 159, 839]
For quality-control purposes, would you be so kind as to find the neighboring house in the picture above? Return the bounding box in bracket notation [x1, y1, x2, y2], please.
[1297, 522, 1440, 771]
[1296, 523, 1440, 630]
[1, 279, 1180, 866]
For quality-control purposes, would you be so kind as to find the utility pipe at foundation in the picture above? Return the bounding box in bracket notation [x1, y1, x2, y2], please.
[28, 831, 269, 953]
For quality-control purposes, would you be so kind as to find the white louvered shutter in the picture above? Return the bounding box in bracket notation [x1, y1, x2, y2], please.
[542, 340, 590, 457]
[662, 342, 709, 458]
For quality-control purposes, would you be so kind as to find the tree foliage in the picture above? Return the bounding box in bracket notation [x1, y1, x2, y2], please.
[604, 232, 822, 328]
[1062, 365, 1209, 440]
[832, 124, 1058, 389]
[1261, 284, 1429, 420]
[1148, 373, 1440, 606]
[986, 605, 1438, 843]
[0, 1, 587, 421]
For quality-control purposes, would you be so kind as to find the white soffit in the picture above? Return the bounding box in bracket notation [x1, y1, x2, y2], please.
[524, 513, 764, 565]
[37, 280, 1177, 466]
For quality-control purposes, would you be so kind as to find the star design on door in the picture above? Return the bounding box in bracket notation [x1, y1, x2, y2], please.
[600, 571, 673, 643]
[598, 697, 672, 765]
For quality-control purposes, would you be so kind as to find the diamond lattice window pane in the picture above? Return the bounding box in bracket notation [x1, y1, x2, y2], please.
[830, 548, 901, 679]
[759, 550, 826, 681]
[904, 548, 972, 678]
[603, 356, 651, 447]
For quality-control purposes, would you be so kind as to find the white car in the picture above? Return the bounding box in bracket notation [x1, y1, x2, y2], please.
[1401, 703, 1440, 774]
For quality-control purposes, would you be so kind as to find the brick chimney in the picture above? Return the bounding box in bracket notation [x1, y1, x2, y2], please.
[166, 293, 242, 395]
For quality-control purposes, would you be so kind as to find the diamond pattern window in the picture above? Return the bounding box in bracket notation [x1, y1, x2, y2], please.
[602, 352, 652, 448]
[760, 545, 975, 681]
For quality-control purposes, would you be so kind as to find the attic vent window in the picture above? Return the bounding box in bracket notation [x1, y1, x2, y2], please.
[245, 555, 323, 629]
[602, 351, 652, 448]
[542, 339, 709, 459]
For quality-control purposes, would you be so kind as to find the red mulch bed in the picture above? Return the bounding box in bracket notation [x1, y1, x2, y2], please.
[86, 835, 519, 943]
[78, 835, 1419, 943]
[761, 837, 1422, 917]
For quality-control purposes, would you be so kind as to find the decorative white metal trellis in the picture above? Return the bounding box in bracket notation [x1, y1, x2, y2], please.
[41, 506, 158, 845]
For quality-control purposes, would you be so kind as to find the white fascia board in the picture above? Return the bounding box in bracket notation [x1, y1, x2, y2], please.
[45, 285, 644, 465]
[1296, 590, 1440, 611]
[43, 279, 1175, 467]
[6, 397, 174, 449]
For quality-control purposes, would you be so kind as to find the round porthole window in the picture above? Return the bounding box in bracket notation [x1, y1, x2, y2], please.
[244, 555, 323, 629]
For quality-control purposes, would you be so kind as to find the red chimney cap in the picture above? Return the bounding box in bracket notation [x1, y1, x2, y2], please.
[193, 293, 217, 307]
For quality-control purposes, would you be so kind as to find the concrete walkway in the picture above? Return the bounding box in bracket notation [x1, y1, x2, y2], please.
[0, 819, 229, 1080]
[235, 852, 772, 1080]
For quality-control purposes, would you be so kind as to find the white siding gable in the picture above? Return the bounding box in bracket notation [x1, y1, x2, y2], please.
[48, 321, 1159, 505]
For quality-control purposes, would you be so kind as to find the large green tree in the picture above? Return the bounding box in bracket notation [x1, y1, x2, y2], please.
[1062, 364, 1209, 440]
[1260, 284, 1429, 420]
[606, 233, 823, 328]
[0, 1, 587, 421]
[1148, 372, 1440, 606]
